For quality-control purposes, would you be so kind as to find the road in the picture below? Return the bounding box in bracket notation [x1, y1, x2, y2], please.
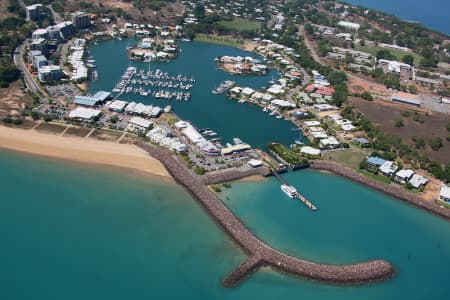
[47, 4, 61, 23]
[14, 42, 48, 97]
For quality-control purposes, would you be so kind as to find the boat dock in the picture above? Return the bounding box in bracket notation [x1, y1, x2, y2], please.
[272, 170, 317, 211]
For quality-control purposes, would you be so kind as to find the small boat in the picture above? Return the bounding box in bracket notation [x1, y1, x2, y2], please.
[294, 139, 304, 146]
[233, 137, 243, 145]
[212, 80, 235, 94]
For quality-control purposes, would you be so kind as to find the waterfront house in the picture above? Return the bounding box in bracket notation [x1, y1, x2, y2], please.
[367, 156, 386, 173]
[241, 87, 255, 98]
[394, 169, 415, 184]
[300, 146, 321, 157]
[439, 185, 450, 203]
[320, 137, 340, 149]
[408, 174, 429, 189]
[367, 157, 386, 167]
[379, 161, 397, 176]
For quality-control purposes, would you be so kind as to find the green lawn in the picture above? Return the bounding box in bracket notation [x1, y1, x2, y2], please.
[358, 169, 392, 184]
[356, 45, 423, 66]
[218, 19, 262, 32]
[435, 199, 450, 209]
[194, 34, 243, 47]
[325, 149, 367, 170]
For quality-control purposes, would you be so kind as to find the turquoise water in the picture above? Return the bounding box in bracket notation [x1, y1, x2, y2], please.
[345, 0, 450, 34]
[221, 170, 450, 299]
[1, 150, 450, 299]
[89, 40, 302, 148]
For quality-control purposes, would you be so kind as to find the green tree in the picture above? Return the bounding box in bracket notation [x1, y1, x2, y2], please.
[376, 49, 395, 60]
[408, 85, 418, 94]
[429, 137, 443, 151]
[402, 54, 414, 66]
[394, 118, 404, 127]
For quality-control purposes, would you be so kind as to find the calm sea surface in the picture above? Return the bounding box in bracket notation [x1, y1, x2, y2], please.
[89, 40, 302, 148]
[345, 0, 450, 34]
[1, 150, 450, 299]
[1, 40, 450, 299]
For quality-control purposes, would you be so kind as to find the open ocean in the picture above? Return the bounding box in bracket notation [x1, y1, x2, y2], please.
[1, 149, 450, 299]
[345, 0, 450, 34]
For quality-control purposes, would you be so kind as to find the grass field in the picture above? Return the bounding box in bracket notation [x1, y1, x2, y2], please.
[194, 34, 244, 48]
[359, 169, 392, 184]
[324, 149, 368, 170]
[356, 45, 423, 65]
[218, 19, 261, 32]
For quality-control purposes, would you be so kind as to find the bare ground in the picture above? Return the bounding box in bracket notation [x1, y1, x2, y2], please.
[0, 82, 34, 118]
[349, 96, 450, 164]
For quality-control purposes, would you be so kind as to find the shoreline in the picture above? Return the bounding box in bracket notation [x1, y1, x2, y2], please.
[137, 142, 394, 287]
[310, 160, 450, 221]
[0, 125, 171, 180]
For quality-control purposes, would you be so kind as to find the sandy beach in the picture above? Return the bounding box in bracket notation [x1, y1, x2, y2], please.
[0, 126, 171, 179]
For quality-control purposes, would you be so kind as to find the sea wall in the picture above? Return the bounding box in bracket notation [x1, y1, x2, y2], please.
[310, 160, 450, 220]
[137, 142, 394, 287]
[201, 167, 270, 185]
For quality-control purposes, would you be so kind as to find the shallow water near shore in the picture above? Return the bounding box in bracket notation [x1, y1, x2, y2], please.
[1, 149, 450, 299]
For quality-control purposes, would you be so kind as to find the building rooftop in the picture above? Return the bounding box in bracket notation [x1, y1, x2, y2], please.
[409, 174, 428, 188]
[93, 91, 111, 101]
[73, 96, 99, 107]
[367, 156, 386, 166]
[69, 107, 101, 119]
[129, 117, 153, 129]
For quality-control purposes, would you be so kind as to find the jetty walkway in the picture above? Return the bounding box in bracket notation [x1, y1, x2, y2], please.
[272, 171, 317, 211]
[137, 142, 394, 287]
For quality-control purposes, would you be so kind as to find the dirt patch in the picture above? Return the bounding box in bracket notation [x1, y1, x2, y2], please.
[347, 73, 389, 100]
[243, 41, 257, 52]
[35, 123, 67, 134]
[118, 134, 139, 144]
[64, 126, 92, 138]
[90, 129, 122, 142]
[349, 97, 450, 164]
[0, 82, 34, 118]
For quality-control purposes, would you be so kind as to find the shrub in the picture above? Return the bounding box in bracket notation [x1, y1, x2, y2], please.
[394, 118, 404, 127]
